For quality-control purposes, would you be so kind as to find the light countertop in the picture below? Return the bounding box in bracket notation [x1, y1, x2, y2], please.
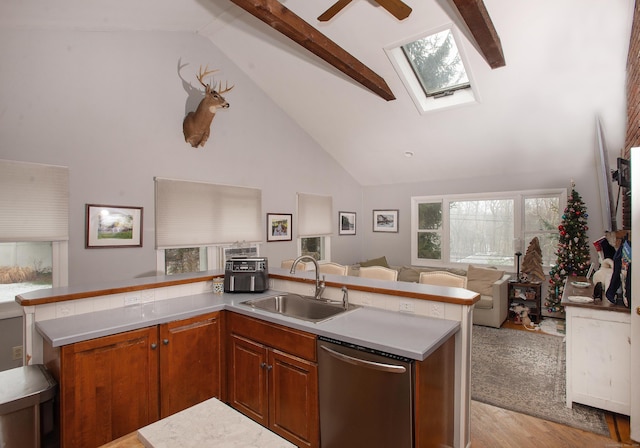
[136, 397, 295, 448]
[36, 288, 459, 361]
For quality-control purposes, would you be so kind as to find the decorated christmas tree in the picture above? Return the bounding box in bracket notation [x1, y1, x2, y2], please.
[546, 183, 591, 313]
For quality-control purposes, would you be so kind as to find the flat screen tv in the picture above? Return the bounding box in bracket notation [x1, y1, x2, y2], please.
[595, 117, 617, 232]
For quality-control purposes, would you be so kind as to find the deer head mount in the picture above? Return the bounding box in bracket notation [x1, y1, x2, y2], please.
[182, 66, 234, 148]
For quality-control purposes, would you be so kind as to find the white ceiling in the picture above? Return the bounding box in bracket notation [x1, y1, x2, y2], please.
[3, 0, 635, 186]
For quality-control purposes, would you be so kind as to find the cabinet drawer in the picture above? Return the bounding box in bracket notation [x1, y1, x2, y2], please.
[228, 312, 316, 362]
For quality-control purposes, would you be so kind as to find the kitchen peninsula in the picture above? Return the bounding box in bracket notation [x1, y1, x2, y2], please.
[17, 267, 479, 448]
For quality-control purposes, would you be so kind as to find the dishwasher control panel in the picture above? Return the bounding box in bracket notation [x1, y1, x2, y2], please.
[317, 336, 413, 363]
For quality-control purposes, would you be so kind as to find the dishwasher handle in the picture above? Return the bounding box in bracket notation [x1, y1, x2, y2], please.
[320, 345, 407, 374]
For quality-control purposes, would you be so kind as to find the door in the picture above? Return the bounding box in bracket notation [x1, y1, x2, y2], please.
[630, 147, 640, 441]
[227, 334, 269, 426]
[159, 312, 222, 418]
[269, 349, 319, 448]
[59, 326, 159, 448]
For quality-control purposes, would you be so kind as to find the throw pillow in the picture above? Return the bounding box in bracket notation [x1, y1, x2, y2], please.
[397, 266, 421, 282]
[360, 256, 389, 268]
[466, 264, 504, 296]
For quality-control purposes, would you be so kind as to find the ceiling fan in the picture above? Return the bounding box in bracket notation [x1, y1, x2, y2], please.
[318, 0, 412, 22]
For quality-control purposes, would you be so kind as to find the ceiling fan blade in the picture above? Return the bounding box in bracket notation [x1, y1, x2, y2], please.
[318, 0, 353, 21]
[375, 0, 412, 20]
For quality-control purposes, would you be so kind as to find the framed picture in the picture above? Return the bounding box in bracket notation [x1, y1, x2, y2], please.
[85, 204, 143, 248]
[373, 209, 399, 233]
[339, 211, 356, 235]
[267, 213, 292, 242]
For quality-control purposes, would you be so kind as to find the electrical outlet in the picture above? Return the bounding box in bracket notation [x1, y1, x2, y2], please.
[12, 345, 23, 361]
[124, 294, 140, 306]
[399, 302, 415, 313]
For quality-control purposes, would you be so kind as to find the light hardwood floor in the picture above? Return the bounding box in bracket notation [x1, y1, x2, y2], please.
[471, 400, 634, 448]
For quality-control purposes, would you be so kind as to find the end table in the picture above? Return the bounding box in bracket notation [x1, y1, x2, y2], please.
[508, 281, 542, 323]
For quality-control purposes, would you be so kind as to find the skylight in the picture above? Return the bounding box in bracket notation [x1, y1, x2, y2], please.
[386, 26, 478, 114]
[401, 29, 470, 98]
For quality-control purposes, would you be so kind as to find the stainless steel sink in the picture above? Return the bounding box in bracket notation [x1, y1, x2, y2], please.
[240, 293, 359, 322]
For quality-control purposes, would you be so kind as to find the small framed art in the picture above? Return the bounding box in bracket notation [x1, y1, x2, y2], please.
[372, 209, 399, 233]
[339, 211, 356, 235]
[86, 204, 143, 248]
[267, 213, 292, 242]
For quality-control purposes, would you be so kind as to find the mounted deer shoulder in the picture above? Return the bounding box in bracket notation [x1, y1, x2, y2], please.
[183, 66, 234, 148]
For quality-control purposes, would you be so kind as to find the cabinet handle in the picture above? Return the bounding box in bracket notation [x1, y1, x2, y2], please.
[267, 365, 273, 371]
[163, 339, 169, 345]
[260, 362, 267, 369]
[151, 343, 157, 350]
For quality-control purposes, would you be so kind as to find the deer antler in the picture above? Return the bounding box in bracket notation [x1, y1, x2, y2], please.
[196, 65, 219, 89]
[216, 81, 235, 95]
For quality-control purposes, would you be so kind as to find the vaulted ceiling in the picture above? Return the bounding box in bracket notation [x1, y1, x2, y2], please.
[3, 0, 634, 186]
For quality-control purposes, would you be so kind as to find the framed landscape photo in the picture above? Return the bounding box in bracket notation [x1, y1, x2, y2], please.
[267, 213, 292, 242]
[85, 204, 143, 248]
[373, 209, 399, 233]
[339, 211, 356, 235]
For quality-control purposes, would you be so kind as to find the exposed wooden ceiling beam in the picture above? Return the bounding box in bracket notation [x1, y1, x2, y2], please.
[228, 0, 396, 101]
[450, 0, 505, 69]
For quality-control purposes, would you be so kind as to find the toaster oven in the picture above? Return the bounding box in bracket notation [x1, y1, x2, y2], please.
[224, 257, 269, 293]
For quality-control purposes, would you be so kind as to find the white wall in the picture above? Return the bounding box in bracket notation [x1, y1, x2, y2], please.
[0, 29, 364, 284]
[0, 316, 22, 371]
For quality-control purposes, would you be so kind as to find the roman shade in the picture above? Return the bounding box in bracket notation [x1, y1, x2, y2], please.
[297, 193, 333, 236]
[0, 159, 69, 242]
[155, 177, 262, 249]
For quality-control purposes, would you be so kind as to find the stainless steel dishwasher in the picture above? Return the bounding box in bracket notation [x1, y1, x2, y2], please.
[317, 337, 414, 448]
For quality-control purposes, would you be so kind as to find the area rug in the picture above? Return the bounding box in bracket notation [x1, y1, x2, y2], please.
[471, 325, 610, 436]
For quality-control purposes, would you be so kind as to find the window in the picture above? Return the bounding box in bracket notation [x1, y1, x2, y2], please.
[155, 178, 262, 274]
[385, 25, 477, 114]
[0, 160, 69, 309]
[299, 236, 330, 262]
[411, 190, 564, 269]
[401, 28, 470, 97]
[164, 248, 207, 275]
[0, 242, 53, 304]
[297, 193, 333, 262]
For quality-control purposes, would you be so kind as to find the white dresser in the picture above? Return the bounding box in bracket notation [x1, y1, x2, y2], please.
[563, 279, 631, 415]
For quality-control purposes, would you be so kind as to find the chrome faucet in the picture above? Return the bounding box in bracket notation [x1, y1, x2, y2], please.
[290, 255, 325, 300]
[341, 286, 349, 310]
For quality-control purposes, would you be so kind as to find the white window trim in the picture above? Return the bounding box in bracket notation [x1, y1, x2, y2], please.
[411, 189, 566, 269]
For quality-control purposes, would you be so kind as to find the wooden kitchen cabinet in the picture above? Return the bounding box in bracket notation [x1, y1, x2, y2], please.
[227, 312, 319, 448]
[45, 327, 160, 448]
[159, 311, 224, 417]
[44, 312, 223, 448]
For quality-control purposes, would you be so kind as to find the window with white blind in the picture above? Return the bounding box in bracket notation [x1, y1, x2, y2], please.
[0, 160, 69, 307]
[411, 189, 564, 270]
[154, 177, 262, 274]
[297, 193, 332, 261]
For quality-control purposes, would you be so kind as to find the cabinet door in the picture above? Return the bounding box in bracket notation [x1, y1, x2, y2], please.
[227, 334, 269, 426]
[269, 349, 319, 448]
[59, 327, 159, 448]
[568, 311, 631, 414]
[159, 311, 222, 418]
